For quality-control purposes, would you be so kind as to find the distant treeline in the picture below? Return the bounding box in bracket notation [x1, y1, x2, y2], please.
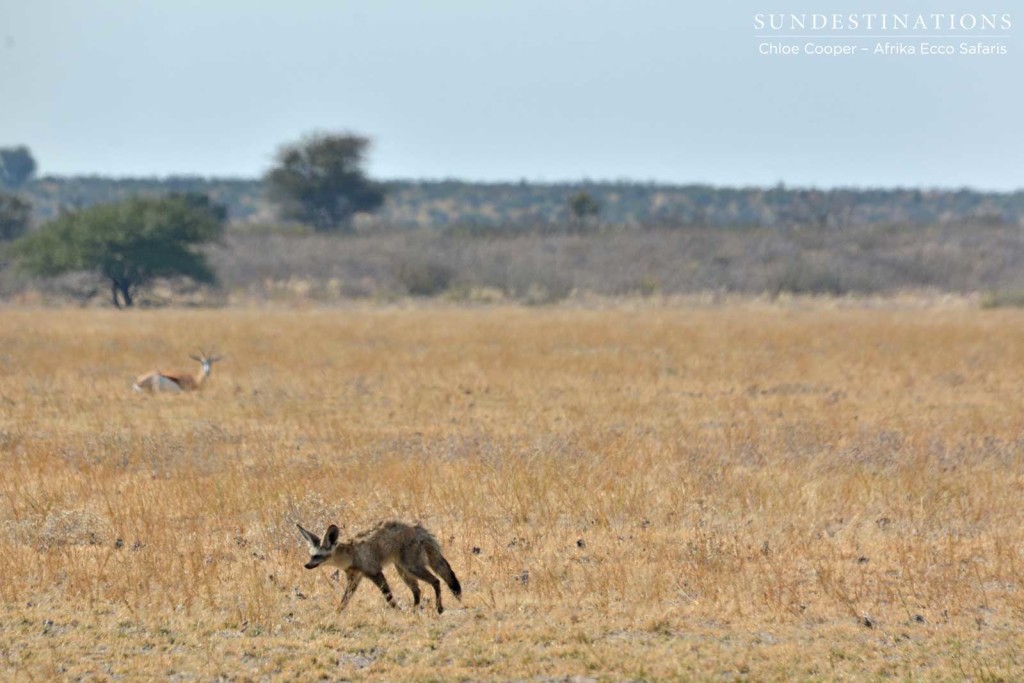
[20, 176, 1024, 229]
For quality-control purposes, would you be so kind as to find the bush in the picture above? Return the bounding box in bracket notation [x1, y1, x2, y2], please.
[981, 290, 1024, 309]
[769, 256, 846, 296]
[392, 258, 455, 297]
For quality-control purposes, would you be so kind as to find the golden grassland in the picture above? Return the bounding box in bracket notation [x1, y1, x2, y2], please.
[2, 302, 1024, 681]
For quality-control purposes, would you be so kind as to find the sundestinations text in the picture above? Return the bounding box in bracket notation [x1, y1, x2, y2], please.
[754, 13, 1011, 32]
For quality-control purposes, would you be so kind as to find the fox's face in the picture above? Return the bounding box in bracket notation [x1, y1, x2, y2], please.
[297, 523, 343, 569]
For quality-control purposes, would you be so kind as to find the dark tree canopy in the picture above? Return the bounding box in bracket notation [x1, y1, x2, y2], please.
[561, 191, 603, 237]
[567, 191, 601, 225]
[0, 146, 37, 189]
[264, 132, 385, 233]
[14, 194, 225, 308]
[0, 192, 31, 241]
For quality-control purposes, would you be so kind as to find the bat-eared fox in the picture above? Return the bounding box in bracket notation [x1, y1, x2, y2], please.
[297, 520, 461, 614]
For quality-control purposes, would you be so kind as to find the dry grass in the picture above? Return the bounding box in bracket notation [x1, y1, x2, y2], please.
[2, 303, 1024, 680]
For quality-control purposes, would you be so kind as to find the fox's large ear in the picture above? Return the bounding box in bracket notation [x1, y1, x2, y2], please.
[297, 524, 321, 550]
[325, 524, 341, 547]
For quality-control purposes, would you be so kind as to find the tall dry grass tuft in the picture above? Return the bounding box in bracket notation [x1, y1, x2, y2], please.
[1, 305, 1024, 679]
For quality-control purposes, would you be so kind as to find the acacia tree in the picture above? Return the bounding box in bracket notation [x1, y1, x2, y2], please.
[14, 194, 224, 308]
[264, 132, 385, 233]
[0, 146, 37, 189]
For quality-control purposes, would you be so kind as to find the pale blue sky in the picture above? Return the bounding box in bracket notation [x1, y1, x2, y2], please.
[1, 1, 1019, 189]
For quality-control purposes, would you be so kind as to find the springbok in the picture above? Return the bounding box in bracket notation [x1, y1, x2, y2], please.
[133, 350, 223, 393]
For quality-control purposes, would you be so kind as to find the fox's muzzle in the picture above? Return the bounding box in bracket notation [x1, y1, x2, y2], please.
[305, 556, 327, 570]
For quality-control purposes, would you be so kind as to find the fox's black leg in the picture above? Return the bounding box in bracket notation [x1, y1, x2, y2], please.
[407, 566, 444, 613]
[396, 566, 422, 607]
[368, 572, 398, 608]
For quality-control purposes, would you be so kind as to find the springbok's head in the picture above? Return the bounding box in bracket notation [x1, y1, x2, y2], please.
[189, 349, 223, 374]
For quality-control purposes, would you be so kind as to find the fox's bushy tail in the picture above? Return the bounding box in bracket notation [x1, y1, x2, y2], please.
[423, 535, 462, 599]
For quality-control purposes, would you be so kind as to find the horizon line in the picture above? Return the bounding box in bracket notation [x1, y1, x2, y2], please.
[24, 173, 1023, 194]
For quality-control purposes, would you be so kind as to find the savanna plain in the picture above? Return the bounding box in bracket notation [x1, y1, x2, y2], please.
[2, 303, 1024, 681]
